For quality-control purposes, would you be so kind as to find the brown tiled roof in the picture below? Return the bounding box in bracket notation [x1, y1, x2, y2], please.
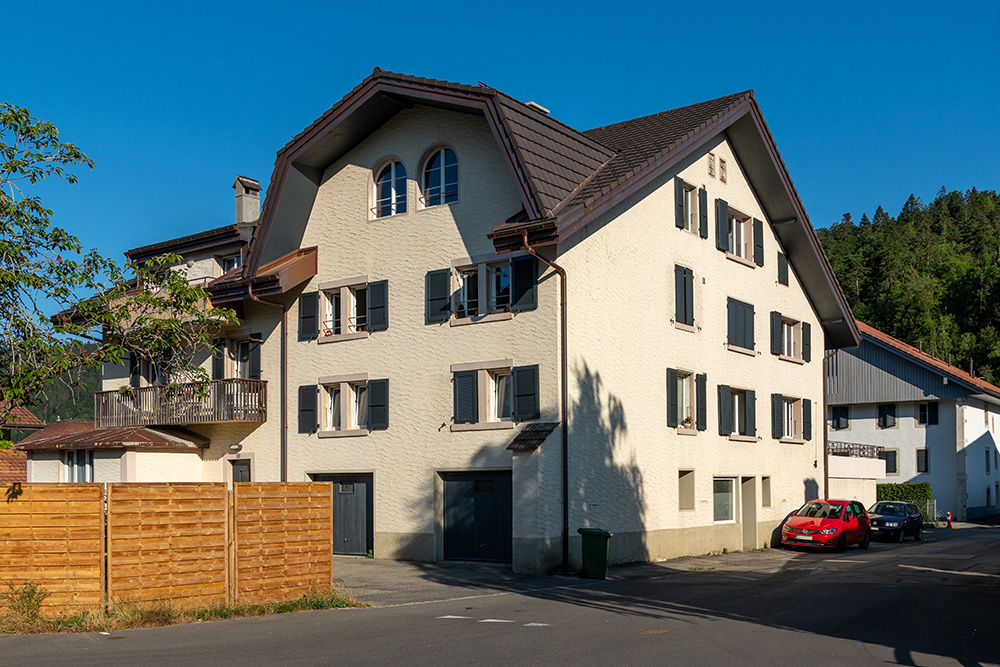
[506, 422, 560, 451]
[126, 224, 242, 263]
[858, 321, 1000, 399]
[16, 421, 208, 451]
[0, 450, 26, 483]
[1, 404, 44, 429]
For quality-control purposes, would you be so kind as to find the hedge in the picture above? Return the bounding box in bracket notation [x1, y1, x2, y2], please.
[877, 482, 933, 503]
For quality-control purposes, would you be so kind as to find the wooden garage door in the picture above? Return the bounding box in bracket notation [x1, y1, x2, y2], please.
[311, 474, 373, 556]
[442, 471, 512, 562]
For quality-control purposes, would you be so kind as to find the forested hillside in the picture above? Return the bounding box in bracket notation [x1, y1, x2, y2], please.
[817, 188, 1000, 382]
[27, 347, 101, 424]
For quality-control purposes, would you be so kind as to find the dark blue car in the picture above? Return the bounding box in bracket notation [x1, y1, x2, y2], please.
[867, 501, 924, 542]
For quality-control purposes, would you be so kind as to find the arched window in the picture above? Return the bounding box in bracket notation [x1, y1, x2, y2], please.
[422, 147, 458, 207]
[373, 160, 406, 218]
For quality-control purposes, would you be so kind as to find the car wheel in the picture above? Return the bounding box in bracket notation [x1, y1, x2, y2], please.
[859, 530, 870, 549]
[835, 534, 846, 552]
[915, 526, 923, 541]
[896, 528, 905, 543]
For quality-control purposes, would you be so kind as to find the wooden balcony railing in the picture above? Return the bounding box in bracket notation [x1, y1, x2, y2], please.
[94, 379, 267, 428]
[828, 441, 885, 460]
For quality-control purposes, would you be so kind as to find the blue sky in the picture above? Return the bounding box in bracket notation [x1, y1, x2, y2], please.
[6, 1, 998, 266]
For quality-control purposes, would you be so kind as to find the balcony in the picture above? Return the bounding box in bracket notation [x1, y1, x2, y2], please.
[828, 441, 884, 459]
[95, 379, 267, 428]
[827, 440, 886, 480]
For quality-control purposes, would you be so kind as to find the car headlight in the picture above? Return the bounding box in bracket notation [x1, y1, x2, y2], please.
[884, 522, 899, 528]
[781, 525, 792, 532]
[818, 528, 837, 535]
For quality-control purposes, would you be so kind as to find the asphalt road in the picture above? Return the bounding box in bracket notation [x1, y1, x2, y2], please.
[3, 526, 998, 666]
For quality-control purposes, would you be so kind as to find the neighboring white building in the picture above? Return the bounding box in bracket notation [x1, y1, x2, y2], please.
[23, 70, 860, 574]
[827, 321, 1000, 520]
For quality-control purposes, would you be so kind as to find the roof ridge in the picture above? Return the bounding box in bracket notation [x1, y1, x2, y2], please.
[584, 90, 753, 134]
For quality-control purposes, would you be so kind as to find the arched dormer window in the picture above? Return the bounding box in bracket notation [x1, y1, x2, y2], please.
[422, 147, 458, 207]
[373, 160, 406, 218]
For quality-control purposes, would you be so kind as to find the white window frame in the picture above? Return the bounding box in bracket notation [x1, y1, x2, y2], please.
[487, 262, 511, 313]
[421, 146, 458, 208]
[782, 319, 798, 358]
[713, 477, 736, 523]
[450, 254, 522, 326]
[490, 370, 512, 422]
[682, 182, 698, 233]
[708, 153, 716, 177]
[220, 253, 242, 274]
[457, 268, 480, 318]
[782, 396, 803, 441]
[728, 208, 752, 259]
[62, 449, 94, 483]
[233, 338, 252, 380]
[675, 370, 694, 429]
[720, 158, 727, 183]
[372, 160, 406, 219]
[318, 373, 370, 438]
[319, 276, 370, 342]
[450, 359, 517, 431]
[731, 389, 749, 436]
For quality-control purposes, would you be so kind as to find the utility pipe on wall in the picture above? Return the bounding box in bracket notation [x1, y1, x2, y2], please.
[521, 231, 570, 573]
[247, 285, 288, 482]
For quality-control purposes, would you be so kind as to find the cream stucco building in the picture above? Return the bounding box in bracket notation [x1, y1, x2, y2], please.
[21, 70, 860, 574]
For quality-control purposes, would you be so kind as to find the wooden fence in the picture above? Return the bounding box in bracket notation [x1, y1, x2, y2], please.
[0, 482, 334, 616]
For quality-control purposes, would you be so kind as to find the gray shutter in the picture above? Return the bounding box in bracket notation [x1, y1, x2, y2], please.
[367, 280, 388, 331]
[928, 402, 939, 425]
[674, 266, 685, 324]
[772, 393, 784, 439]
[512, 364, 540, 420]
[129, 352, 141, 386]
[718, 385, 732, 435]
[248, 333, 261, 380]
[696, 374, 707, 431]
[771, 311, 783, 356]
[802, 322, 811, 362]
[684, 268, 694, 326]
[674, 178, 686, 229]
[716, 198, 729, 251]
[212, 338, 226, 380]
[367, 378, 389, 429]
[298, 385, 317, 433]
[666, 368, 678, 427]
[699, 188, 709, 238]
[886, 404, 896, 428]
[778, 252, 789, 286]
[746, 390, 756, 436]
[803, 398, 812, 441]
[453, 371, 478, 424]
[745, 302, 755, 350]
[511, 256, 537, 312]
[299, 292, 319, 340]
[426, 269, 451, 323]
[753, 218, 764, 266]
[727, 299, 737, 346]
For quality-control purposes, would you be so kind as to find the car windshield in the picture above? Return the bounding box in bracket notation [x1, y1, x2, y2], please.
[794, 502, 844, 519]
[869, 503, 906, 517]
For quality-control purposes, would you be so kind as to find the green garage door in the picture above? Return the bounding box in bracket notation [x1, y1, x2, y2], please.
[442, 471, 512, 562]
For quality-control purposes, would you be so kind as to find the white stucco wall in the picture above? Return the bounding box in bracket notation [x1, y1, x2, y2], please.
[958, 399, 1000, 518]
[26, 451, 61, 482]
[132, 450, 203, 482]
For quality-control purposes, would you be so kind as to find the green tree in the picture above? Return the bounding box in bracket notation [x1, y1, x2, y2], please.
[0, 104, 236, 423]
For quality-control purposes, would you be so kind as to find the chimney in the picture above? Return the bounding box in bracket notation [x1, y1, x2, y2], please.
[233, 176, 261, 225]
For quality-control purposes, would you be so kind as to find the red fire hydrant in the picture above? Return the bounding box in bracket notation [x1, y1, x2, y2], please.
[946, 511, 952, 529]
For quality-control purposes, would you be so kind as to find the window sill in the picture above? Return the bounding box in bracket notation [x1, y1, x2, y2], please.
[780, 437, 805, 445]
[451, 421, 517, 432]
[727, 344, 755, 357]
[674, 321, 696, 333]
[450, 312, 513, 327]
[726, 253, 756, 269]
[778, 355, 805, 365]
[318, 331, 370, 344]
[318, 429, 369, 439]
[677, 427, 698, 436]
[714, 519, 737, 525]
[728, 434, 756, 443]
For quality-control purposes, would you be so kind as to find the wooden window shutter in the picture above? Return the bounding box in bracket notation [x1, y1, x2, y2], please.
[718, 385, 732, 435]
[802, 322, 811, 362]
[746, 390, 756, 436]
[803, 398, 812, 441]
[778, 252, 789, 286]
[674, 178, 686, 229]
[674, 266, 687, 325]
[299, 292, 319, 340]
[727, 299, 737, 346]
[425, 269, 451, 323]
[248, 333, 262, 380]
[367, 379, 389, 429]
[298, 385, 317, 433]
[699, 188, 709, 238]
[512, 365, 540, 421]
[715, 198, 729, 251]
[367, 280, 389, 331]
[511, 256, 537, 312]
[771, 311, 783, 356]
[666, 368, 679, 428]
[744, 302, 755, 350]
[753, 218, 764, 266]
[684, 268, 694, 326]
[772, 393, 783, 439]
[696, 374, 707, 431]
[212, 339, 226, 380]
[928, 402, 939, 425]
[453, 371, 478, 424]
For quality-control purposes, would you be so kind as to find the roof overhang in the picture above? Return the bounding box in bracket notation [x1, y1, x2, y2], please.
[208, 247, 318, 304]
[16, 426, 209, 451]
[127, 225, 243, 264]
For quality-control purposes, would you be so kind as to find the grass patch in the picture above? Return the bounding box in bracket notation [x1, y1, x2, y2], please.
[0, 583, 367, 635]
[687, 566, 716, 571]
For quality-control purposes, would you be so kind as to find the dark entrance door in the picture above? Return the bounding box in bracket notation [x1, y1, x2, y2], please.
[442, 471, 512, 562]
[312, 474, 374, 556]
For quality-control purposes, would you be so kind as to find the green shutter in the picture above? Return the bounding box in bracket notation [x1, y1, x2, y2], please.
[716, 199, 729, 251]
[367, 378, 389, 429]
[674, 178, 686, 229]
[771, 311, 783, 356]
[718, 385, 732, 435]
[778, 252, 789, 286]
[696, 374, 707, 431]
[674, 266, 685, 324]
[453, 371, 478, 424]
[753, 218, 764, 266]
[745, 302, 755, 350]
[298, 385, 317, 433]
[746, 390, 756, 436]
[803, 398, 812, 441]
[211, 339, 225, 380]
[512, 365, 540, 420]
[802, 322, 811, 362]
[699, 188, 709, 238]
[772, 393, 783, 439]
[426, 269, 451, 323]
[511, 256, 537, 312]
[299, 292, 319, 340]
[367, 280, 388, 331]
[666, 368, 678, 428]
[249, 333, 261, 380]
[684, 268, 694, 326]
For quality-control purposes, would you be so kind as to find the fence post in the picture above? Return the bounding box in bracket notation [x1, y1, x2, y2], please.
[104, 483, 111, 612]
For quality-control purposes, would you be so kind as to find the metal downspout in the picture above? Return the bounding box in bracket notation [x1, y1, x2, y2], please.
[247, 284, 288, 482]
[823, 349, 837, 499]
[521, 232, 570, 573]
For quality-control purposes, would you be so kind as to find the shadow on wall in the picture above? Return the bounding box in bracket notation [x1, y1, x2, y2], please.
[804, 478, 820, 502]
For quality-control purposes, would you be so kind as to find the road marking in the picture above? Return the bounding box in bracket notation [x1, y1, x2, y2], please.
[375, 581, 601, 608]
[524, 623, 551, 627]
[436, 615, 472, 619]
[899, 564, 1000, 578]
[478, 619, 515, 623]
[824, 559, 865, 563]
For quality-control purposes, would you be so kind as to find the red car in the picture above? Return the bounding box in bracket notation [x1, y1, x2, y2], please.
[781, 499, 871, 550]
